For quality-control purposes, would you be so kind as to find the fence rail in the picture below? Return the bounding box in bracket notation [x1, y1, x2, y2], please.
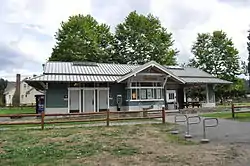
[0, 108, 166, 130]
[231, 104, 250, 118]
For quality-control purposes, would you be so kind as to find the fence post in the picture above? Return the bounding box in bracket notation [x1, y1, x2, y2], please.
[162, 107, 166, 124]
[231, 104, 235, 119]
[106, 109, 110, 127]
[41, 111, 45, 130]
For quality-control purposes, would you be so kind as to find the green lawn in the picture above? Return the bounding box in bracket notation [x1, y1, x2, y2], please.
[201, 112, 250, 122]
[0, 107, 35, 114]
[0, 123, 243, 166]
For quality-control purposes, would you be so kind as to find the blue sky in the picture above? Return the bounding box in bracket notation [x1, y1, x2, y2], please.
[1, 0, 250, 81]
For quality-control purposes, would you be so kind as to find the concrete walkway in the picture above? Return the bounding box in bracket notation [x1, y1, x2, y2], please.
[166, 114, 250, 144]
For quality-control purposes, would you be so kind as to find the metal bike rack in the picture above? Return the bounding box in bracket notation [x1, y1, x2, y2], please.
[185, 115, 201, 138]
[170, 114, 187, 134]
[201, 118, 219, 143]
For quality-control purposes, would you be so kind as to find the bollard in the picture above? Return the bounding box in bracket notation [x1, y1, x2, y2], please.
[201, 118, 219, 143]
[184, 115, 201, 138]
[171, 114, 187, 134]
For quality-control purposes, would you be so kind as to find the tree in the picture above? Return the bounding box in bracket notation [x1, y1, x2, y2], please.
[113, 11, 178, 65]
[49, 14, 114, 63]
[247, 30, 250, 86]
[0, 78, 7, 106]
[189, 30, 242, 101]
[190, 30, 241, 81]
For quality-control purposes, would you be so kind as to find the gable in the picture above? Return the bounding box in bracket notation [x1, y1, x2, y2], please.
[116, 61, 185, 84]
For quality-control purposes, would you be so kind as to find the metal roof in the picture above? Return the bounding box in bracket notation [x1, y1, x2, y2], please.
[181, 77, 231, 84]
[44, 62, 138, 75]
[26, 74, 120, 82]
[25, 61, 231, 84]
[167, 67, 213, 78]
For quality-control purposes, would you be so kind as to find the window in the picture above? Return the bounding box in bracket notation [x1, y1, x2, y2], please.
[127, 82, 163, 101]
[24, 84, 27, 88]
[147, 89, 153, 99]
[25, 95, 27, 98]
[155, 89, 162, 99]
[132, 89, 137, 100]
[21, 95, 24, 99]
[140, 89, 147, 99]
[169, 93, 175, 100]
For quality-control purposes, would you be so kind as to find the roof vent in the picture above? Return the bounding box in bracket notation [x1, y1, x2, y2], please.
[165, 66, 184, 70]
[72, 62, 98, 66]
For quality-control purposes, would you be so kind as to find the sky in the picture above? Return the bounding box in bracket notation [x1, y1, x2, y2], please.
[1, 0, 250, 81]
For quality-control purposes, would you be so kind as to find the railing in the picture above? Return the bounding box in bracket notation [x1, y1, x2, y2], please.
[0, 108, 166, 130]
[231, 104, 250, 118]
[185, 115, 201, 138]
[201, 117, 219, 143]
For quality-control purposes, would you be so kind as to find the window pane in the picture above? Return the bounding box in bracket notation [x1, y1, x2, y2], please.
[156, 89, 161, 99]
[141, 89, 147, 99]
[132, 89, 137, 100]
[147, 89, 153, 99]
[137, 89, 140, 99]
[169, 93, 175, 99]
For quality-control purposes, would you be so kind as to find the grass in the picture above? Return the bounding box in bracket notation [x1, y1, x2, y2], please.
[201, 112, 250, 122]
[0, 107, 35, 114]
[0, 123, 246, 166]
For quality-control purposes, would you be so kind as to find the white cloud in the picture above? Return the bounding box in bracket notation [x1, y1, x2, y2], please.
[151, 0, 250, 63]
[0, 0, 92, 80]
[1, 0, 250, 81]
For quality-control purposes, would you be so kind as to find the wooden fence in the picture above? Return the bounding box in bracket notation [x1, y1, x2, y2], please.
[231, 104, 250, 118]
[0, 108, 166, 130]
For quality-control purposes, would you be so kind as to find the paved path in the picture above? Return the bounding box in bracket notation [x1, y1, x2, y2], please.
[166, 114, 250, 144]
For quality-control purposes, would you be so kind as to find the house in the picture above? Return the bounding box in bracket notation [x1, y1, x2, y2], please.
[25, 61, 231, 113]
[4, 74, 43, 106]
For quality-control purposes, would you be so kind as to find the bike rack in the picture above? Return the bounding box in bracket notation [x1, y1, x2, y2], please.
[185, 115, 201, 138]
[170, 114, 187, 134]
[201, 118, 219, 143]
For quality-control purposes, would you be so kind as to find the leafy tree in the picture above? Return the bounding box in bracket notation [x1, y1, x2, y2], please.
[49, 14, 114, 63]
[247, 30, 250, 86]
[113, 11, 178, 65]
[189, 30, 242, 101]
[190, 30, 241, 81]
[0, 78, 8, 106]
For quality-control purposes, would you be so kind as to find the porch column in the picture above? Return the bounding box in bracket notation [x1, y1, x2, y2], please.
[204, 84, 216, 107]
[177, 86, 184, 109]
[183, 87, 187, 103]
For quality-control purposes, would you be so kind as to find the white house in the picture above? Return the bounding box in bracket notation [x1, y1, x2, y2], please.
[4, 74, 43, 106]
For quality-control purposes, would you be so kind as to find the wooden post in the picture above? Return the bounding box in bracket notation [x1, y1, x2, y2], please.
[232, 104, 235, 119]
[106, 109, 110, 127]
[41, 111, 45, 130]
[162, 107, 166, 124]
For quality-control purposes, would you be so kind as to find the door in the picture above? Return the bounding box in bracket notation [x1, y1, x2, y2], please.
[69, 90, 80, 113]
[84, 90, 95, 112]
[99, 90, 108, 112]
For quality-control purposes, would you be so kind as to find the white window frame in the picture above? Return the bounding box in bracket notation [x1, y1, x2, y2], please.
[126, 82, 164, 101]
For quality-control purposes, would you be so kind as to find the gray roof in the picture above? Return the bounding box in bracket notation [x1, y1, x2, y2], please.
[4, 81, 16, 93]
[181, 77, 231, 84]
[167, 67, 213, 78]
[44, 62, 138, 75]
[29, 74, 120, 82]
[26, 61, 231, 84]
